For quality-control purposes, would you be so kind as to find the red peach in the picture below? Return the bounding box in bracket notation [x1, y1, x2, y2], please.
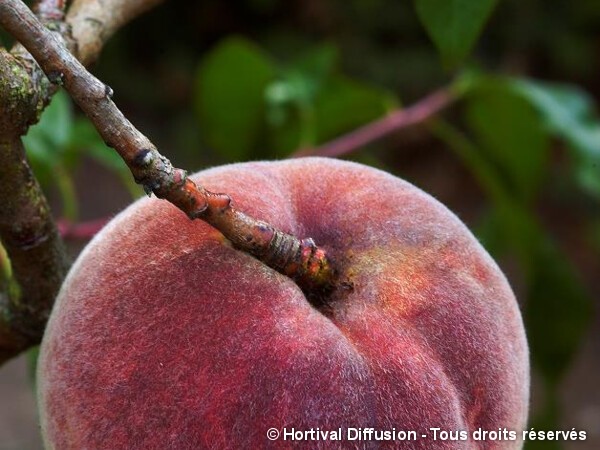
[38, 157, 529, 449]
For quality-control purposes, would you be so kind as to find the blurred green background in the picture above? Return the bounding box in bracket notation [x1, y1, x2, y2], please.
[1, 0, 599, 449]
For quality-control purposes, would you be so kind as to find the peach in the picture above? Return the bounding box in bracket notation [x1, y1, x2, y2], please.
[38, 157, 529, 449]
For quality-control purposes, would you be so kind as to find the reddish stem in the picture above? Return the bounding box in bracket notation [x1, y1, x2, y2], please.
[57, 217, 109, 240]
[294, 89, 455, 158]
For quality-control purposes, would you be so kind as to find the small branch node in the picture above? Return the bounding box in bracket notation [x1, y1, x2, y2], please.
[133, 148, 154, 167]
[104, 83, 113, 99]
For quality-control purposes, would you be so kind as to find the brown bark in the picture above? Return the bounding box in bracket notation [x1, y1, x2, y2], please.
[0, 137, 68, 361]
[0, 0, 337, 297]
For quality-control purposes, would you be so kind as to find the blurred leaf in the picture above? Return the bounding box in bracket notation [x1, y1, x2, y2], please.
[435, 120, 593, 388]
[70, 120, 141, 199]
[265, 44, 339, 149]
[25, 100, 79, 219]
[27, 346, 40, 389]
[29, 89, 72, 149]
[465, 83, 549, 203]
[23, 91, 74, 187]
[477, 200, 591, 389]
[0, 242, 11, 294]
[266, 105, 303, 156]
[414, 0, 499, 67]
[506, 79, 600, 199]
[487, 198, 541, 274]
[477, 199, 593, 389]
[429, 120, 511, 208]
[23, 90, 73, 164]
[475, 208, 505, 256]
[23, 89, 139, 206]
[314, 75, 396, 142]
[525, 237, 593, 385]
[267, 75, 396, 154]
[194, 37, 276, 161]
[264, 42, 395, 155]
[70, 120, 126, 172]
[289, 43, 339, 88]
[23, 131, 56, 168]
[476, 191, 592, 391]
[52, 164, 78, 221]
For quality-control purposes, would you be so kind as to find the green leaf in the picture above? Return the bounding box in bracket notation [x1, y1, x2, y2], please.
[525, 237, 593, 385]
[264, 44, 339, 150]
[70, 120, 126, 172]
[194, 37, 276, 161]
[288, 43, 339, 88]
[436, 120, 593, 387]
[27, 89, 72, 150]
[27, 345, 40, 389]
[23, 131, 56, 167]
[264, 43, 395, 155]
[314, 76, 396, 142]
[506, 79, 600, 199]
[414, 0, 499, 67]
[266, 75, 395, 155]
[70, 119, 140, 199]
[476, 204, 592, 386]
[465, 83, 549, 203]
[23, 90, 74, 185]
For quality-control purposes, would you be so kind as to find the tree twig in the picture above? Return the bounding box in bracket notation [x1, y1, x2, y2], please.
[293, 88, 455, 158]
[0, 0, 166, 365]
[0, 0, 336, 296]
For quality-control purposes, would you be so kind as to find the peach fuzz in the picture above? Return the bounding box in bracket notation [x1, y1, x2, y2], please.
[37, 157, 529, 449]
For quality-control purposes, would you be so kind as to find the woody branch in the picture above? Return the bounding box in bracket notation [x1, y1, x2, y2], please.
[0, 0, 336, 303]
